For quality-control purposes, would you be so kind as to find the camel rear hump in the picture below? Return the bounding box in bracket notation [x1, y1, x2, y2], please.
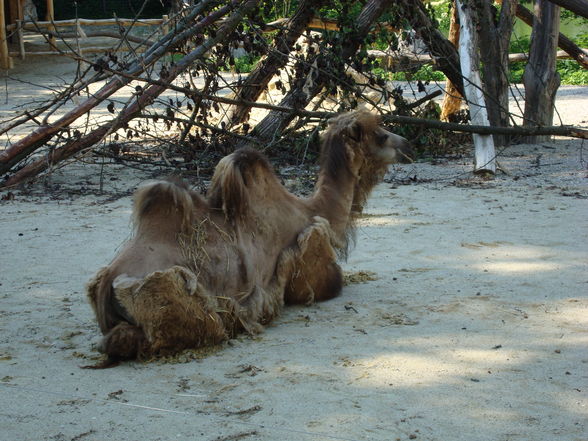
[132, 178, 202, 234]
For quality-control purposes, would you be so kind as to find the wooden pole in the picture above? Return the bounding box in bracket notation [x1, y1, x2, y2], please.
[46, 0, 56, 50]
[0, 0, 13, 69]
[547, 0, 588, 19]
[162, 14, 169, 36]
[6, 17, 165, 31]
[456, 0, 496, 174]
[523, 0, 561, 143]
[16, 19, 25, 59]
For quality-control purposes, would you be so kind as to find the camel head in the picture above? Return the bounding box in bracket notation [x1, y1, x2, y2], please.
[321, 108, 412, 202]
[317, 109, 413, 255]
[326, 109, 413, 173]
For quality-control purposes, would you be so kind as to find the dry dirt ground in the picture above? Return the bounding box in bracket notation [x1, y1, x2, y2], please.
[0, 56, 587, 441]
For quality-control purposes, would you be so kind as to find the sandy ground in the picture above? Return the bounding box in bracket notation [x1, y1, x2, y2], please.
[1, 55, 587, 441]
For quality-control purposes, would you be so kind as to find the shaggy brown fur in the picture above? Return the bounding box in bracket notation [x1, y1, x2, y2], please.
[87, 109, 412, 365]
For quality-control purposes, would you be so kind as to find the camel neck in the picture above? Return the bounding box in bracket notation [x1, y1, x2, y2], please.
[310, 173, 356, 242]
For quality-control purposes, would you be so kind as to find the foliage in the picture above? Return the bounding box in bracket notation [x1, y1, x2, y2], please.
[557, 60, 588, 85]
[509, 35, 531, 54]
[391, 64, 446, 82]
[392, 98, 470, 158]
[431, 0, 453, 34]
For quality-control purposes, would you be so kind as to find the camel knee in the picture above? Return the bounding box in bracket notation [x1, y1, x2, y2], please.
[313, 261, 343, 302]
[285, 261, 343, 304]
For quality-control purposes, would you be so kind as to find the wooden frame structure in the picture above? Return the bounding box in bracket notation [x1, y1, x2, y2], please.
[0, 0, 52, 67]
[0, 0, 167, 68]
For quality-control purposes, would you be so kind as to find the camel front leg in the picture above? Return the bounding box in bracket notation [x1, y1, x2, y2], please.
[284, 217, 343, 305]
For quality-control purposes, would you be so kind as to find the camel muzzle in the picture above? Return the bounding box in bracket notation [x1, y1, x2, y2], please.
[397, 139, 414, 163]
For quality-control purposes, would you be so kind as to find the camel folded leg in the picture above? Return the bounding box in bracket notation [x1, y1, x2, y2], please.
[92, 253, 300, 360]
[106, 266, 230, 357]
[285, 217, 343, 305]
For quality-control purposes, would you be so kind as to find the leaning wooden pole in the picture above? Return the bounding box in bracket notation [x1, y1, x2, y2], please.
[547, 0, 588, 19]
[0, 0, 219, 176]
[507, 0, 588, 69]
[397, 0, 464, 96]
[456, 0, 496, 174]
[225, 0, 328, 129]
[236, 0, 394, 150]
[1, 0, 260, 188]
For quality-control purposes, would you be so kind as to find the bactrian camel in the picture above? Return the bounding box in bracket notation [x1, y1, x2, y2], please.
[86, 109, 412, 365]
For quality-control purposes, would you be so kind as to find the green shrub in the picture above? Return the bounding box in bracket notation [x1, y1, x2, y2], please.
[392, 64, 446, 82]
[558, 60, 588, 85]
[233, 55, 259, 74]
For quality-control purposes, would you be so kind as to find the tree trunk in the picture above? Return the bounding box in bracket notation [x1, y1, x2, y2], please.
[396, 0, 464, 96]
[547, 0, 588, 18]
[456, 0, 496, 174]
[235, 0, 394, 149]
[440, 1, 463, 122]
[510, 1, 588, 68]
[1, 0, 260, 187]
[475, 0, 517, 146]
[225, 0, 326, 129]
[523, 0, 561, 143]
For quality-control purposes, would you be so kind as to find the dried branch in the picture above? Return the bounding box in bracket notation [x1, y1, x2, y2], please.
[233, 0, 396, 150]
[1, 0, 260, 187]
[0, 0, 219, 176]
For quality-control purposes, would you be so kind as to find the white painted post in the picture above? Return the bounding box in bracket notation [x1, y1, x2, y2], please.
[455, 0, 496, 174]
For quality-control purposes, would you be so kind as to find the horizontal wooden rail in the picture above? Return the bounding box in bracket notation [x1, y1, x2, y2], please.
[8, 47, 148, 57]
[368, 49, 587, 64]
[6, 17, 165, 32]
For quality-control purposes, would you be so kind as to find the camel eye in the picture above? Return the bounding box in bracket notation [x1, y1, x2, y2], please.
[375, 132, 389, 146]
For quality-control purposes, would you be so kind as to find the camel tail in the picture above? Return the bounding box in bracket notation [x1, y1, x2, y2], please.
[88, 271, 147, 366]
[208, 148, 271, 221]
[87, 267, 119, 333]
[132, 177, 199, 233]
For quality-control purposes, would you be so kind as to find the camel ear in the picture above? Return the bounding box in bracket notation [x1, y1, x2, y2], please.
[347, 121, 362, 142]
